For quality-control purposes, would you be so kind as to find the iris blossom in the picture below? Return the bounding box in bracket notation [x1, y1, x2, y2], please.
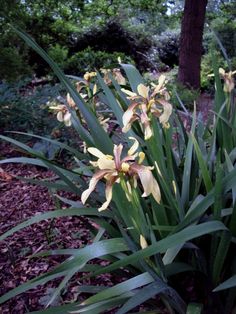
[121, 75, 172, 139]
[219, 68, 236, 93]
[81, 137, 161, 211]
[49, 93, 77, 127]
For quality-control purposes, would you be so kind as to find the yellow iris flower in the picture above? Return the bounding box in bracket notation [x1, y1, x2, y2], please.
[121, 75, 172, 139]
[81, 137, 161, 211]
[219, 68, 236, 93]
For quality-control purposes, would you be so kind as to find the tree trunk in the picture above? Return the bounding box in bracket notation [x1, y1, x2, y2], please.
[178, 0, 208, 90]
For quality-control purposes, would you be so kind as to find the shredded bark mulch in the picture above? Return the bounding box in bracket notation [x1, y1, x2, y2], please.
[0, 142, 124, 313]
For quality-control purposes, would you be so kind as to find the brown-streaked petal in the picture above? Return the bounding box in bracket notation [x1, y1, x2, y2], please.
[122, 102, 139, 128]
[81, 169, 109, 204]
[98, 175, 118, 211]
[113, 144, 123, 169]
[127, 137, 139, 156]
[98, 183, 113, 211]
[67, 93, 76, 108]
[122, 115, 139, 133]
[131, 164, 153, 197]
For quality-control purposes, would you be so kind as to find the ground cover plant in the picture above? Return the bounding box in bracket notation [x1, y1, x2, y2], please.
[0, 27, 236, 313]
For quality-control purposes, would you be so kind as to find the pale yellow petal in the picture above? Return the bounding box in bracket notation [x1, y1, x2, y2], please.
[64, 111, 72, 126]
[93, 84, 97, 95]
[132, 165, 153, 197]
[98, 183, 113, 211]
[121, 162, 130, 172]
[81, 170, 108, 204]
[151, 176, 161, 203]
[122, 108, 134, 128]
[122, 122, 132, 133]
[66, 93, 75, 107]
[128, 137, 139, 156]
[219, 68, 225, 76]
[49, 105, 63, 110]
[81, 177, 99, 204]
[144, 123, 153, 140]
[158, 99, 172, 125]
[87, 147, 106, 159]
[121, 88, 137, 98]
[140, 234, 148, 249]
[155, 75, 166, 94]
[137, 84, 149, 99]
[90, 161, 98, 167]
[57, 111, 64, 122]
[97, 157, 115, 170]
[158, 74, 166, 87]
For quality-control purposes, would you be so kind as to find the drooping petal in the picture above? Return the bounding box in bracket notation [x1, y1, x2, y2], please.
[137, 84, 149, 99]
[158, 99, 172, 125]
[151, 176, 161, 204]
[113, 69, 126, 85]
[131, 164, 153, 197]
[98, 182, 113, 211]
[143, 122, 153, 140]
[81, 170, 109, 204]
[98, 175, 118, 211]
[57, 111, 64, 122]
[64, 111, 72, 126]
[67, 93, 76, 108]
[128, 137, 139, 156]
[122, 103, 139, 128]
[122, 115, 139, 133]
[122, 122, 132, 133]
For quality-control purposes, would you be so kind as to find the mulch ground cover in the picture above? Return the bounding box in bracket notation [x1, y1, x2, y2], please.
[0, 142, 124, 313]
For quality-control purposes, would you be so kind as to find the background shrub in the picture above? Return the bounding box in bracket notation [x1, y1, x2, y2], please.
[65, 47, 134, 75]
[152, 29, 180, 68]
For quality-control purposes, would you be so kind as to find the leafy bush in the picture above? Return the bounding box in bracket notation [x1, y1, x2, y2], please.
[201, 51, 228, 91]
[48, 44, 69, 69]
[1, 29, 236, 313]
[152, 29, 180, 68]
[0, 80, 62, 135]
[0, 47, 31, 81]
[212, 19, 236, 59]
[65, 47, 134, 75]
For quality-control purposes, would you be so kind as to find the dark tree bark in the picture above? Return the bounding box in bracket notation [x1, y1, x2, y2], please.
[178, 0, 208, 89]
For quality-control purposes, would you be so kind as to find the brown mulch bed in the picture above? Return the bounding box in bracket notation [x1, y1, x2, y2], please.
[0, 142, 122, 313]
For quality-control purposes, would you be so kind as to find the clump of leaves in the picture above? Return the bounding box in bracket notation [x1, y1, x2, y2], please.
[0, 28, 236, 314]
